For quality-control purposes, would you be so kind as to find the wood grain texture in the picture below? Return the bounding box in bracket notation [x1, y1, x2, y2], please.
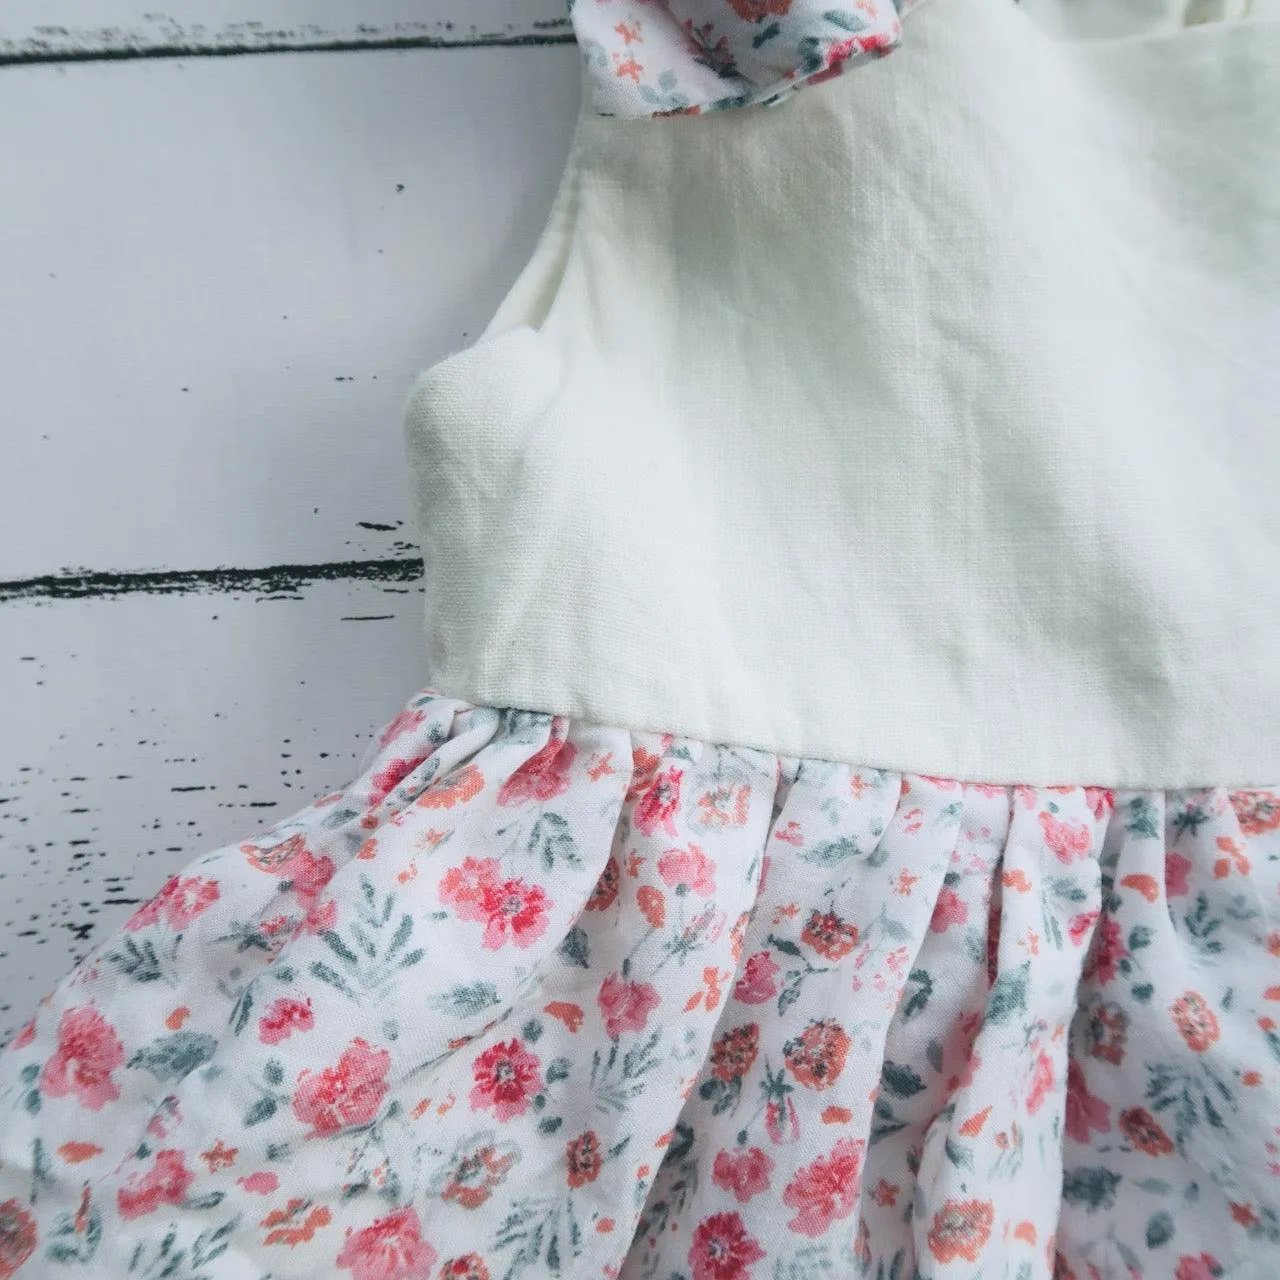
[1, 2, 570, 64]
[0, 46, 579, 580]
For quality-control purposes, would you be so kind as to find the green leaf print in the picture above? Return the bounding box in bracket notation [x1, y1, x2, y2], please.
[430, 981, 501, 1017]
[1061, 1166, 1122, 1210]
[44, 1194, 102, 1264]
[127, 1032, 218, 1082]
[103, 936, 164, 984]
[527, 813, 582, 870]
[771, 1244, 837, 1279]
[1123, 796, 1160, 839]
[881, 1061, 925, 1098]
[823, 8, 869, 32]
[901, 969, 934, 1019]
[800, 837, 861, 867]
[985, 962, 1030, 1025]
[243, 1095, 278, 1127]
[558, 926, 590, 969]
[1146, 1211, 1175, 1248]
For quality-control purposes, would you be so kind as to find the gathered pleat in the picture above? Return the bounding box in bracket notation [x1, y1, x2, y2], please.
[1, 690, 1277, 1279]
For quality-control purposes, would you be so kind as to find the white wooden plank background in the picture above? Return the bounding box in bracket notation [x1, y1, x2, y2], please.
[0, 26, 579, 1044]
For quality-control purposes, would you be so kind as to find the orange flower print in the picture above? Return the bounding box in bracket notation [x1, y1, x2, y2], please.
[565, 1130, 603, 1188]
[1038, 811, 1092, 863]
[710, 1024, 760, 1083]
[417, 764, 484, 810]
[1170, 992, 1221, 1052]
[1230, 790, 1280, 835]
[783, 1019, 850, 1091]
[636, 884, 666, 929]
[927, 1198, 995, 1263]
[726, 0, 792, 19]
[436, 1137, 517, 1210]
[292, 1038, 391, 1137]
[260, 1198, 332, 1246]
[335, 1206, 436, 1280]
[585, 856, 620, 911]
[782, 1138, 864, 1236]
[800, 909, 859, 960]
[40, 1005, 125, 1111]
[0, 1199, 37, 1279]
[1119, 1107, 1175, 1155]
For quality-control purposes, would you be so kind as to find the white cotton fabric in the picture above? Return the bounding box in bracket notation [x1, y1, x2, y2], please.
[404, 0, 1280, 788]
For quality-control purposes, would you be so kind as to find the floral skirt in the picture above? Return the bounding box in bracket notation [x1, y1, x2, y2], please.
[1, 689, 1278, 1280]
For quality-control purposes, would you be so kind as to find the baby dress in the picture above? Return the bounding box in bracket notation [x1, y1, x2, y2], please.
[3, 1, 1279, 1277]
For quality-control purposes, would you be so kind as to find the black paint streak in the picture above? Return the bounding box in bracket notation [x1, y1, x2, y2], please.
[0, 558, 424, 603]
[341, 615, 396, 622]
[0, 20, 575, 67]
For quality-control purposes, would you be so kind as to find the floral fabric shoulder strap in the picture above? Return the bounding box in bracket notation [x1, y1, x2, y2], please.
[569, 0, 913, 116]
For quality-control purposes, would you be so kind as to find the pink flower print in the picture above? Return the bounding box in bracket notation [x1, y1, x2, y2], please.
[658, 845, 716, 896]
[438, 856, 550, 950]
[782, 1138, 865, 1236]
[377, 707, 426, 750]
[1166, 851, 1193, 898]
[11, 1017, 36, 1050]
[116, 1150, 194, 1220]
[765, 1095, 800, 1145]
[1174, 1255, 1223, 1280]
[126, 875, 220, 932]
[1068, 910, 1100, 946]
[733, 952, 779, 1005]
[634, 766, 683, 837]
[278, 847, 336, 913]
[237, 1171, 279, 1195]
[598, 974, 661, 1038]
[712, 1147, 774, 1203]
[468, 1040, 542, 1122]
[497, 730, 577, 806]
[1084, 787, 1114, 820]
[929, 886, 969, 933]
[1064, 1058, 1111, 1143]
[1026, 1048, 1055, 1115]
[1085, 917, 1126, 986]
[258, 997, 314, 1045]
[40, 1005, 125, 1111]
[336, 1206, 437, 1280]
[369, 756, 429, 807]
[292, 1038, 391, 1137]
[1038, 811, 1093, 863]
[688, 1212, 766, 1280]
[299, 897, 339, 936]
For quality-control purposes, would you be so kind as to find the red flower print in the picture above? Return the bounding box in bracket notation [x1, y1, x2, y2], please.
[598, 974, 661, 1039]
[585, 856, 620, 911]
[417, 765, 484, 811]
[126, 875, 220, 932]
[1084, 917, 1126, 985]
[725, 0, 792, 20]
[1170, 991, 1221, 1052]
[336, 1206, 437, 1280]
[733, 951, 779, 1005]
[783, 1019, 850, 1091]
[278, 846, 336, 912]
[929, 886, 969, 933]
[259, 996, 314, 1045]
[438, 857, 550, 950]
[469, 1040, 542, 1122]
[800, 909, 860, 960]
[927, 1198, 995, 1263]
[782, 1138, 865, 1236]
[368, 756, 429, 807]
[565, 1130, 603, 1188]
[1230, 790, 1280, 835]
[637, 885, 666, 928]
[688, 1212, 766, 1280]
[1088, 1001, 1128, 1066]
[0, 1199, 37, 1279]
[766, 1095, 800, 1145]
[1119, 1106, 1175, 1155]
[377, 707, 426, 749]
[438, 1139, 517, 1210]
[1039, 811, 1093, 863]
[10, 1017, 36, 1050]
[116, 1149, 194, 1220]
[1026, 1048, 1055, 1115]
[497, 731, 576, 806]
[1174, 1255, 1223, 1280]
[710, 1024, 760, 1083]
[40, 1005, 125, 1111]
[440, 1256, 490, 1280]
[634, 767, 683, 837]
[712, 1147, 773, 1203]
[658, 845, 716, 895]
[1165, 851, 1193, 897]
[1064, 1059, 1111, 1142]
[1068, 910, 1099, 946]
[292, 1038, 391, 1137]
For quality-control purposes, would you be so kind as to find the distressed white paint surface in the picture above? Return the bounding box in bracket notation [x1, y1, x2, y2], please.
[0, 47, 578, 581]
[0, 30, 580, 1042]
[1, 2, 569, 61]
